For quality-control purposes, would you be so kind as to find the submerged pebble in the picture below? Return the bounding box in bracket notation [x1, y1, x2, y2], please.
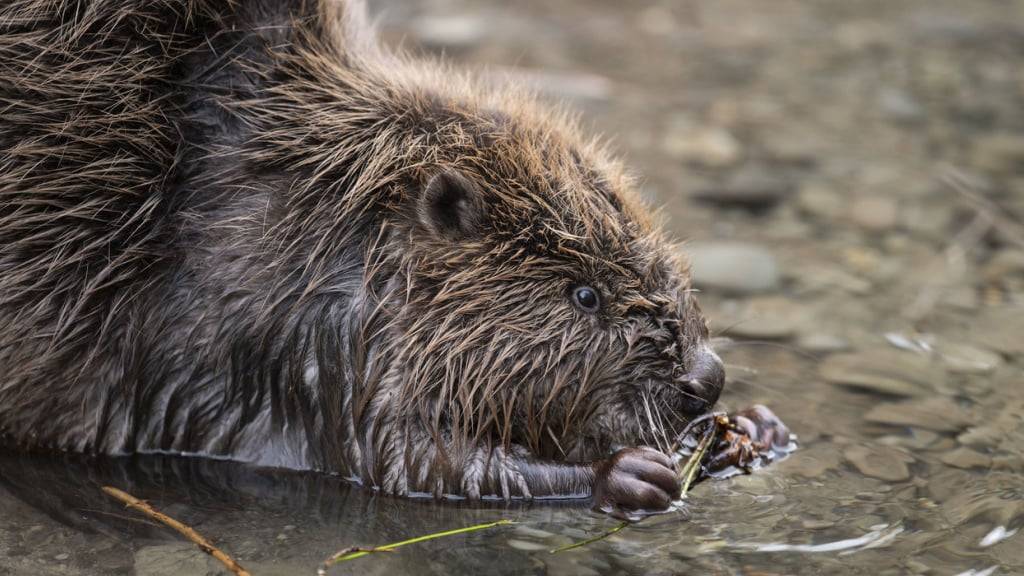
[843, 445, 914, 482]
[863, 396, 973, 432]
[506, 538, 549, 551]
[939, 448, 992, 470]
[692, 165, 793, 211]
[820, 348, 942, 396]
[720, 296, 806, 340]
[936, 343, 1003, 375]
[134, 544, 218, 576]
[687, 242, 781, 294]
[663, 125, 742, 167]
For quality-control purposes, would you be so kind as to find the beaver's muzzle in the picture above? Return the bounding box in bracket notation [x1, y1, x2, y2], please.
[676, 345, 725, 416]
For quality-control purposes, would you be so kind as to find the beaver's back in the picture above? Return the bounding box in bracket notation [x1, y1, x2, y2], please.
[0, 1, 298, 452]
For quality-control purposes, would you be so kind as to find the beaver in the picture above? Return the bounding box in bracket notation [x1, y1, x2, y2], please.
[0, 0, 790, 515]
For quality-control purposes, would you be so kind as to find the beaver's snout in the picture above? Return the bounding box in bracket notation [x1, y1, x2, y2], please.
[675, 345, 725, 416]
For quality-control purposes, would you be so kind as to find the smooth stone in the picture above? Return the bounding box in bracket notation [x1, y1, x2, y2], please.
[877, 87, 924, 124]
[506, 538, 549, 551]
[936, 343, 1003, 375]
[797, 332, 851, 353]
[483, 67, 612, 103]
[939, 447, 992, 470]
[901, 201, 955, 240]
[512, 525, 555, 540]
[843, 445, 913, 482]
[849, 195, 900, 231]
[410, 16, 487, 49]
[876, 429, 940, 450]
[720, 297, 805, 340]
[819, 348, 943, 396]
[971, 133, 1024, 175]
[663, 125, 742, 168]
[968, 307, 1024, 357]
[134, 544, 218, 576]
[802, 519, 836, 530]
[691, 166, 793, 211]
[863, 396, 973, 433]
[784, 448, 841, 479]
[982, 249, 1024, 281]
[796, 183, 845, 220]
[957, 425, 1003, 448]
[687, 242, 780, 294]
[762, 128, 820, 167]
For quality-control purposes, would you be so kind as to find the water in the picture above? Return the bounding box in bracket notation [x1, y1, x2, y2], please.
[3, 0, 1024, 574]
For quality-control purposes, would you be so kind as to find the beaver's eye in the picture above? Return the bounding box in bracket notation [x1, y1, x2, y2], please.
[572, 286, 600, 313]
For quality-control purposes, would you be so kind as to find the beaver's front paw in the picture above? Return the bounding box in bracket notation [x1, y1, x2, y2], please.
[708, 404, 792, 472]
[592, 447, 680, 518]
[733, 404, 791, 449]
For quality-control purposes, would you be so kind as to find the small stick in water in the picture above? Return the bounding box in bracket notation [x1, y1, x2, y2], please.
[319, 519, 515, 573]
[101, 486, 252, 576]
[548, 520, 629, 554]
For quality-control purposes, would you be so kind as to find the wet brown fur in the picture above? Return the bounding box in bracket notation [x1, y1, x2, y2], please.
[0, 0, 719, 498]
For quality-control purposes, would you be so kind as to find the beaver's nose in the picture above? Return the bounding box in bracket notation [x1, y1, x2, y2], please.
[677, 345, 725, 415]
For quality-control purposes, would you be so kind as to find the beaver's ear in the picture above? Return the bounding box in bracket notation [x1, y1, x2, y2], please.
[418, 170, 484, 239]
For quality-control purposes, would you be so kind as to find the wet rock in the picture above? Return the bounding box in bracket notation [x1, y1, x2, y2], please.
[762, 127, 820, 168]
[968, 307, 1024, 357]
[850, 195, 900, 231]
[720, 296, 805, 340]
[484, 67, 612, 103]
[796, 183, 845, 221]
[971, 133, 1024, 176]
[877, 429, 940, 450]
[692, 166, 793, 212]
[819, 348, 943, 397]
[936, 343, 1003, 375]
[843, 445, 913, 482]
[411, 16, 487, 50]
[797, 332, 851, 353]
[939, 447, 992, 470]
[940, 286, 979, 311]
[957, 425, 1003, 448]
[663, 124, 742, 168]
[687, 242, 780, 294]
[877, 87, 924, 125]
[863, 396, 973, 433]
[801, 519, 836, 530]
[506, 538, 548, 551]
[784, 446, 841, 478]
[901, 201, 955, 240]
[982, 249, 1024, 281]
[635, 4, 679, 36]
[135, 543, 219, 576]
[513, 525, 555, 540]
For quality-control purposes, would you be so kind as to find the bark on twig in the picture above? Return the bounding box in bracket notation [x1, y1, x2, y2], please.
[101, 486, 252, 576]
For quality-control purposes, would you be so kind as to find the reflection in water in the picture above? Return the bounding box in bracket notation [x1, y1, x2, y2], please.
[732, 522, 904, 554]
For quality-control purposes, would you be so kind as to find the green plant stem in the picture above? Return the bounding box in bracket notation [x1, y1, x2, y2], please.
[322, 519, 515, 567]
[548, 520, 630, 554]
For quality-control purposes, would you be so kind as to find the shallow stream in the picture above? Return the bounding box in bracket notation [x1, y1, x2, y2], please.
[2, 0, 1023, 574]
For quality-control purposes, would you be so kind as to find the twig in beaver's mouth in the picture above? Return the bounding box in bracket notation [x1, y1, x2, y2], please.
[101, 486, 251, 576]
[677, 418, 719, 496]
[318, 519, 515, 573]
